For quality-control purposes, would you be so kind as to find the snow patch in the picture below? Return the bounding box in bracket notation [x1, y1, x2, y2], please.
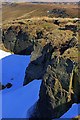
[1, 54, 30, 93]
[1, 80, 41, 118]
[0, 50, 11, 60]
[0, 51, 41, 118]
[61, 103, 80, 118]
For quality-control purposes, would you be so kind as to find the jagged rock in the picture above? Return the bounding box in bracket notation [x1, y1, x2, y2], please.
[23, 43, 79, 119]
[60, 37, 78, 55]
[28, 57, 79, 119]
[2, 26, 34, 55]
[65, 24, 77, 32]
[23, 43, 54, 85]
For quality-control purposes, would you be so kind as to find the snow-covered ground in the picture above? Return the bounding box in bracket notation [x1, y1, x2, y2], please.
[2, 80, 41, 118]
[0, 50, 41, 118]
[1, 54, 30, 93]
[0, 50, 80, 119]
[0, 50, 11, 60]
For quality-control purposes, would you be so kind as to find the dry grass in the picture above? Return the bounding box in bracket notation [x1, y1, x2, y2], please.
[2, 2, 79, 24]
[1, 2, 79, 63]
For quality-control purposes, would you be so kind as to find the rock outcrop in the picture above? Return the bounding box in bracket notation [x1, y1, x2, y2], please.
[23, 43, 54, 85]
[2, 26, 34, 55]
[49, 9, 69, 18]
[23, 43, 79, 119]
[2, 18, 79, 118]
[32, 58, 79, 119]
[2, 18, 79, 60]
[60, 37, 78, 55]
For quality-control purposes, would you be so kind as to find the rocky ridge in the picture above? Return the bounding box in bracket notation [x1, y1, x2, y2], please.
[2, 18, 79, 61]
[24, 42, 79, 119]
[2, 18, 80, 119]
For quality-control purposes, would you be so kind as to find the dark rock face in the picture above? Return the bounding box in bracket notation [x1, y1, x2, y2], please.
[2, 26, 34, 55]
[60, 37, 77, 55]
[65, 24, 77, 32]
[33, 58, 79, 119]
[28, 58, 79, 119]
[49, 9, 69, 18]
[24, 43, 79, 119]
[23, 43, 54, 85]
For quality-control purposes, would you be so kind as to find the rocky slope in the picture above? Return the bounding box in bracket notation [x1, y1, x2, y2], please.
[2, 18, 80, 119]
[2, 18, 79, 59]
[2, 25, 34, 55]
[23, 42, 79, 119]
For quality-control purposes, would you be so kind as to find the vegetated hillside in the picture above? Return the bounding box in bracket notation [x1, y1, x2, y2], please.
[2, 2, 79, 24]
[2, 17, 80, 62]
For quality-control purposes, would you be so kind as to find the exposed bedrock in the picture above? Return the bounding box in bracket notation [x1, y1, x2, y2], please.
[24, 43, 80, 119]
[60, 37, 78, 55]
[32, 58, 79, 119]
[2, 21, 78, 57]
[2, 26, 34, 55]
[2, 21, 79, 119]
[23, 43, 54, 85]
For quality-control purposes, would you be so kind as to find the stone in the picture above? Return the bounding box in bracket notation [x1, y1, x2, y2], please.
[23, 43, 54, 85]
[2, 26, 34, 55]
[6, 83, 12, 88]
[28, 58, 79, 119]
[23, 43, 79, 119]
